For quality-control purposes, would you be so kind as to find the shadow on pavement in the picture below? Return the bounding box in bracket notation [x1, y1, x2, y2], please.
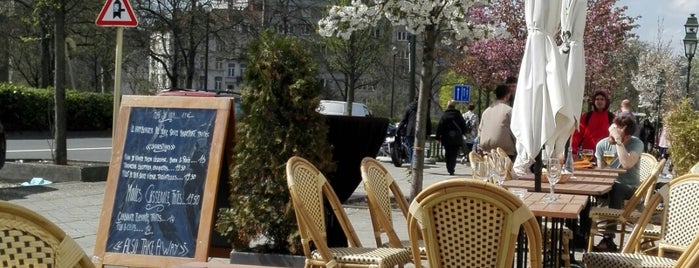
[0, 185, 58, 201]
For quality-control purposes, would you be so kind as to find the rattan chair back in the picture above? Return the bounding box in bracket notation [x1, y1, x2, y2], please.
[286, 156, 412, 268]
[656, 174, 699, 255]
[638, 153, 658, 183]
[0, 200, 94, 268]
[360, 157, 411, 248]
[360, 157, 428, 260]
[407, 179, 542, 268]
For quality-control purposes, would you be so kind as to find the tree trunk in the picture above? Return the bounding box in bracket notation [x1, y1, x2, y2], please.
[40, 20, 52, 88]
[53, 1, 67, 165]
[0, 11, 8, 82]
[409, 26, 437, 200]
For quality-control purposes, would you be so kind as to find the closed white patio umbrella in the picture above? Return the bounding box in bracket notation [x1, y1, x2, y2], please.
[511, 0, 575, 182]
[561, 0, 587, 128]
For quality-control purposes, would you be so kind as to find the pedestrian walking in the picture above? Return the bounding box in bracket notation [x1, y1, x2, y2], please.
[436, 100, 468, 175]
[460, 104, 478, 164]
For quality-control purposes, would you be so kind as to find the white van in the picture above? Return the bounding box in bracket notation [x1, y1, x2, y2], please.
[318, 100, 371, 117]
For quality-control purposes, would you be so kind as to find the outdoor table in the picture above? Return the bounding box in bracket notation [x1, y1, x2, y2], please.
[174, 263, 285, 268]
[502, 180, 613, 196]
[514, 192, 588, 268]
[569, 169, 621, 178]
[519, 173, 616, 185]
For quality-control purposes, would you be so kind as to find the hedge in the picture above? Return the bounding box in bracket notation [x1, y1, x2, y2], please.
[0, 83, 113, 131]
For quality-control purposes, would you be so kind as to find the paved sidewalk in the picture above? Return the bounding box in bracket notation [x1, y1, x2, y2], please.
[0, 158, 472, 265]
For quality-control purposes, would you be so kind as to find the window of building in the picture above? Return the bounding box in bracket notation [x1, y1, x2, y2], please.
[239, 64, 246, 76]
[397, 31, 408, 41]
[227, 63, 236, 77]
[214, 77, 222, 91]
[371, 28, 381, 39]
[215, 59, 223, 70]
[199, 75, 205, 90]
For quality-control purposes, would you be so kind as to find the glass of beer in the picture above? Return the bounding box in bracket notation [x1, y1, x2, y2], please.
[603, 150, 616, 166]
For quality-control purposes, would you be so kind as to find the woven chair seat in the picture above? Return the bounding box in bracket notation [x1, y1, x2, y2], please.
[382, 240, 426, 256]
[311, 247, 413, 267]
[642, 224, 662, 237]
[590, 207, 642, 221]
[582, 252, 676, 268]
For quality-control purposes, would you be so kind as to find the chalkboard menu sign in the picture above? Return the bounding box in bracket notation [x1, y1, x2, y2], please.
[93, 96, 233, 267]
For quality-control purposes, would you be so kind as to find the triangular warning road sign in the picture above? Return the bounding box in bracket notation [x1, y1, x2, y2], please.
[96, 0, 138, 27]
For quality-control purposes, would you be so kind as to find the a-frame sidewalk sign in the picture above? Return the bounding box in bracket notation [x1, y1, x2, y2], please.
[96, 0, 138, 27]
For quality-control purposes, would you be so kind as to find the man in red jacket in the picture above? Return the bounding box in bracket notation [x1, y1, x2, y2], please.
[572, 90, 615, 157]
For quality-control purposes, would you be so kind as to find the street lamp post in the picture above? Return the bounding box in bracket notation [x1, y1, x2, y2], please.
[203, 5, 212, 91]
[683, 14, 698, 95]
[391, 46, 397, 118]
[655, 69, 665, 147]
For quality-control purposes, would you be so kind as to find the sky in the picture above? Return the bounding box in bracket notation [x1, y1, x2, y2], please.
[616, 0, 699, 56]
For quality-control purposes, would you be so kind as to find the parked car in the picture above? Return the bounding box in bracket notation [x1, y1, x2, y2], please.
[318, 100, 371, 117]
[0, 120, 5, 169]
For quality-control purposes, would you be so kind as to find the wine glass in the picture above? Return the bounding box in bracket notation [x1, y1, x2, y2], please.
[472, 160, 488, 182]
[493, 156, 508, 186]
[603, 150, 616, 166]
[545, 158, 562, 203]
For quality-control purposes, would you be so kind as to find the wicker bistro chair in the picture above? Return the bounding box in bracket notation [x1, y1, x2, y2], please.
[286, 156, 413, 268]
[359, 157, 427, 259]
[587, 158, 666, 252]
[638, 153, 659, 208]
[582, 174, 699, 267]
[407, 179, 543, 268]
[0, 200, 94, 268]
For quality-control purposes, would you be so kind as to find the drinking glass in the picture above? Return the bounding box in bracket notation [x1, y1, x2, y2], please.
[494, 156, 508, 186]
[603, 150, 616, 166]
[545, 158, 562, 203]
[472, 160, 488, 182]
[581, 149, 594, 162]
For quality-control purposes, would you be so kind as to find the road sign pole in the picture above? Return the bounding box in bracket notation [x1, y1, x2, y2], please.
[112, 28, 124, 136]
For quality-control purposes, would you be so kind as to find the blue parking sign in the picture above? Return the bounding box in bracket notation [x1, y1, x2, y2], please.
[453, 84, 470, 102]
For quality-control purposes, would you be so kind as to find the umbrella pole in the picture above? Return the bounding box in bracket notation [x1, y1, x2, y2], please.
[534, 149, 542, 192]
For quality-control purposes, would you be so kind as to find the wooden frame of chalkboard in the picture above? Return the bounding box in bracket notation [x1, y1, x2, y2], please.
[93, 96, 233, 267]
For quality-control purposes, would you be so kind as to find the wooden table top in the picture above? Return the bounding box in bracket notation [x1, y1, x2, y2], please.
[570, 169, 620, 178]
[502, 180, 612, 196]
[519, 192, 588, 219]
[519, 174, 616, 185]
[579, 167, 627, 174]
[175, 263, 285, 268]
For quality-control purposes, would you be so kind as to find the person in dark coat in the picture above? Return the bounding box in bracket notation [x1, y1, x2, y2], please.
[638, 118, 655, 153]
[398, 98, 431, 165]
[436, 100, 468, 175]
